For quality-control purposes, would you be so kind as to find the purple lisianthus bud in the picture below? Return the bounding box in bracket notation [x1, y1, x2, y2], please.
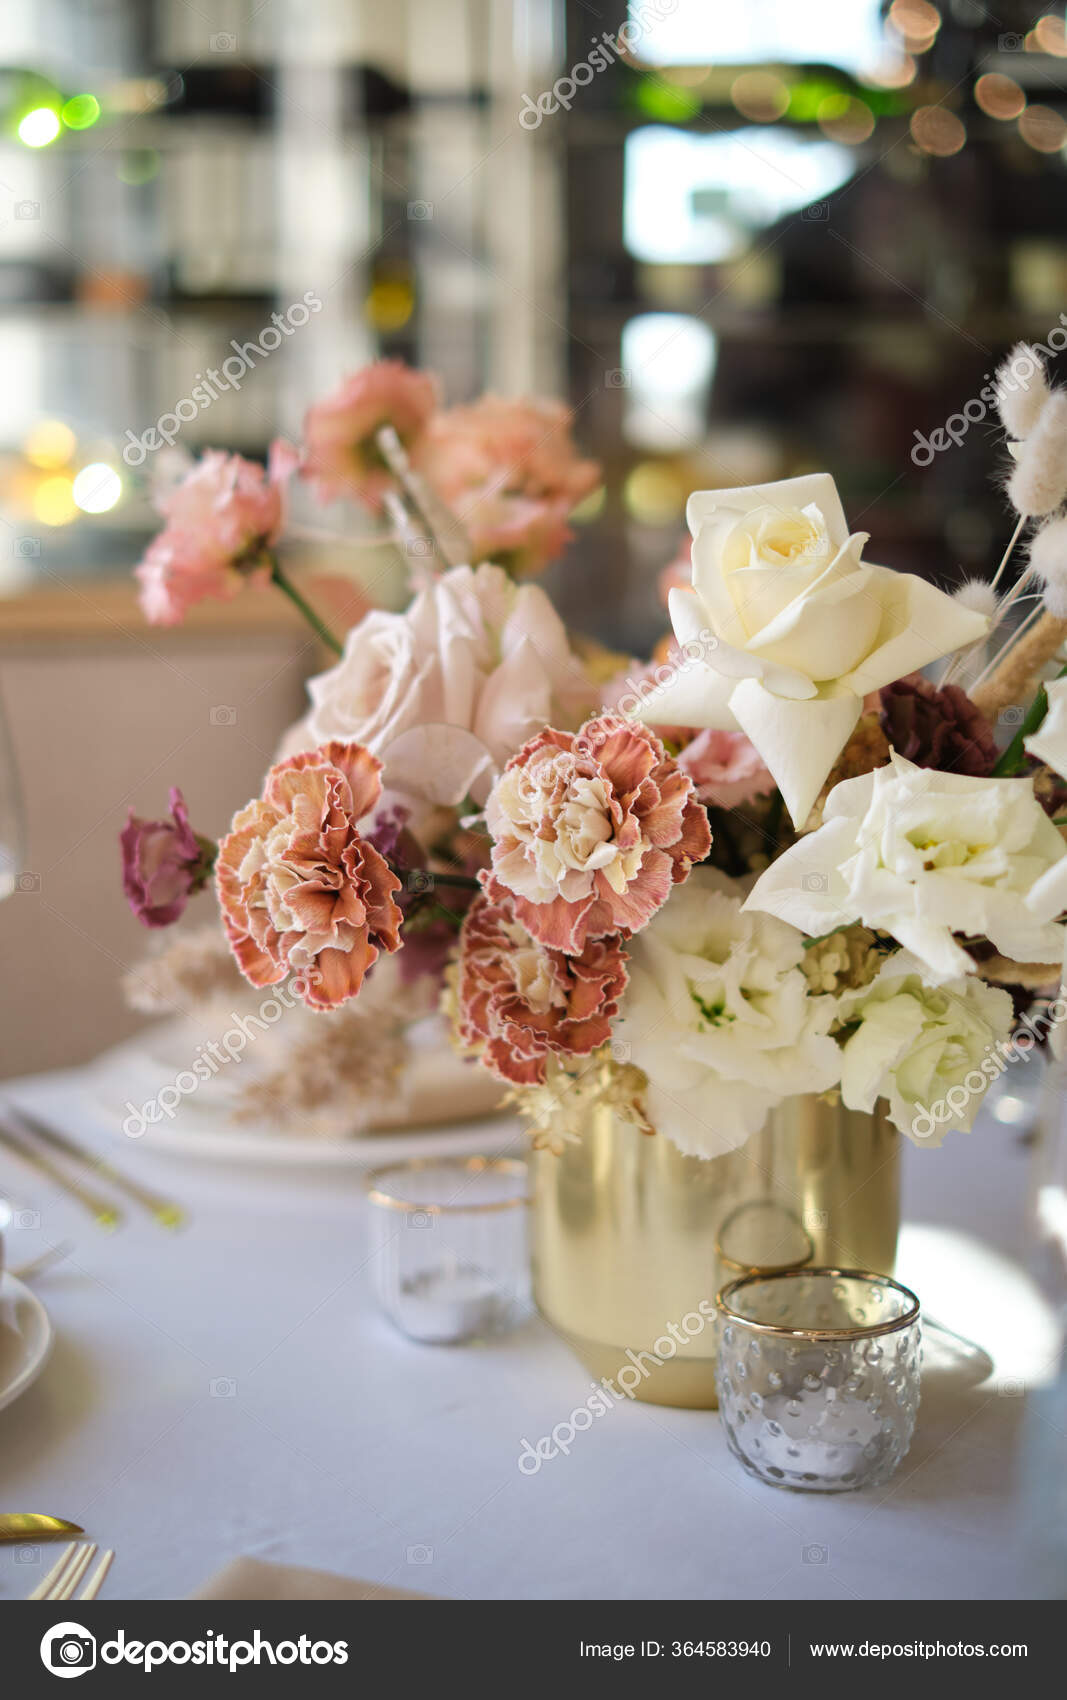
[121, 786, 214, 927]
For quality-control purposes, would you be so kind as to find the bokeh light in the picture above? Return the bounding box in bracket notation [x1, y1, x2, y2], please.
[18, 107, 61, 148]
[730, 72, 790, 123]
[72, 463, 122, 514]
[867, 53, 917, 89]
[23, 420, 76, 470]
[888, 0, 941, 52]
[1033, 15, 1067, 57]
[974, 75, 1026, 121]
[62, 94, 101, 130]
[910, 106, 967, 156]
[818, 95, 875, 144]
[623, 461, 688, 525]
[33, 476, 77, 525]
[1018, 104, 1067, 153]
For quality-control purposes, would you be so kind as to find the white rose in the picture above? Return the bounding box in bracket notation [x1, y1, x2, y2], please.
[1024, 675, 1067, 778]
[614, 867, 841, 1159]
[836, 957, 1015, 1146]
[286, 563, 593, 810]
[745, 753, 1067, 983]
[628, 474, 988, 826]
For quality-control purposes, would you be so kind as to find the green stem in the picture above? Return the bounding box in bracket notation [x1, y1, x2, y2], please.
[269, 559, 342, 655]
[991, 663, 1067, 776]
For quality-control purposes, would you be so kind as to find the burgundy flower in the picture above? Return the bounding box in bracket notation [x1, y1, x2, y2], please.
[484, 713, 711, 954]
[121, 787, 214, 928]
[215, 741, 402, 1010]
[878, 674, 997, 778]
[454, 890, 628, 1086]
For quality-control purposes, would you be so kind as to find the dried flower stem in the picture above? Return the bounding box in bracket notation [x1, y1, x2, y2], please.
[375, 423, 472, 570]
[970, 609, 1067, 720]
[990, 514, 1028, 594]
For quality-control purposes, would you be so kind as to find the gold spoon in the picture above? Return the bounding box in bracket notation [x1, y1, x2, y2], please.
[0, 1515, 84, 1543]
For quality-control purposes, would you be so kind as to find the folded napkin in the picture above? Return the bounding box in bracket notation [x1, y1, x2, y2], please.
[193, 1556, 436, 1601]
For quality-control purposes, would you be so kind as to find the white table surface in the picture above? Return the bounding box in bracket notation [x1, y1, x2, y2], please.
[0, 1062, 1060, 1602]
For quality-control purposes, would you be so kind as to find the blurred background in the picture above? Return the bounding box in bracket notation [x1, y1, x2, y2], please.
[3, 0, 1067, 1074]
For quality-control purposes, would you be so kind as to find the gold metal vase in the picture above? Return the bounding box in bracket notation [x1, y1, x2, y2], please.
[530, 1096, 900, 1409]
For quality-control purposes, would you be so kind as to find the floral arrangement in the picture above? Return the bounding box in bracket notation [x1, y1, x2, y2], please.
[121, 343, 1067, 1158]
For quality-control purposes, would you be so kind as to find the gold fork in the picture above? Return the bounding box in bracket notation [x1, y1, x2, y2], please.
[29, 1542, 113, 1602]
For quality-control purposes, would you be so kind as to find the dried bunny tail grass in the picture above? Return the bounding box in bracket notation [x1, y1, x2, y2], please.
[970, 609, 1067, 719]
[995, 342, 1049, 440]
[952, 580, 1001, 621]
[1028, 514, 1067, 593]
[123, 924, 246, 1014]
[231, 1006, 408, 1132]
[1007, 391, 1067, 517]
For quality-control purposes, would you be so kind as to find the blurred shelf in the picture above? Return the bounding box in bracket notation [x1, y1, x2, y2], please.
[0, 578, 312, 644]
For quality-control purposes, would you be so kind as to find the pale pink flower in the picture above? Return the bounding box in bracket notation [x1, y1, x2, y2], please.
[484, 713, 711, 954]
[676, 729, 776, 810]
[413, 396, 600, 574]
[295, 563, 595, 827]
[135, 444, 293, 625]
[454, 889, 628, 1086]
[300, 360, 439, 510]
[216, 741, 403, 1011]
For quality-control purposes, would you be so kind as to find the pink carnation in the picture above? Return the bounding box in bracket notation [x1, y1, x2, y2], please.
[455, 890, 628, 1086]
[413, 396, 600, 575]
[216, 741, 403, 1010]
[300, 360, 439, 511]
[135, 444, 294, 626]
[484, 713, 711, 954]
[676, 729, 776, 810]
[121, 787, 213, 928]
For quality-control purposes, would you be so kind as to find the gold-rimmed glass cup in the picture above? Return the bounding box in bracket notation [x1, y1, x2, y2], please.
[715, 1268, 922, 1492]
[365, 1157, 529, 1344]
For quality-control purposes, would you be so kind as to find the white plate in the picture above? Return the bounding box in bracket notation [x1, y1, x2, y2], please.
[0, 1272, 53, 1414]
[88, 1029, 524, 1169]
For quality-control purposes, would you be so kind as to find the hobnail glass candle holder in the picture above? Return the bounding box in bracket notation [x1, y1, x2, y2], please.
[716, 1268, 921, 1492]
[366, 1156, 529, 1345]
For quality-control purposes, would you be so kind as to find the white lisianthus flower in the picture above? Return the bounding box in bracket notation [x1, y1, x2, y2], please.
[613, 868, 841, 1159]
[835, 956, 1015, 1147]
[744, 754, 1067, 984]
[626, 475, 988, 826]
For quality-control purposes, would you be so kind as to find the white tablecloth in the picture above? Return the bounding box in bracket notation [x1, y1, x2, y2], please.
[0, 1064, 1059, 1601]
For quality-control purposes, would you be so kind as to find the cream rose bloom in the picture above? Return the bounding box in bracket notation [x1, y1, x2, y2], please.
[283, 563, 594, 811]
[745, 754, 1067, 983]
[628, 475, 989, 826]
[836, 956, 1015, 1146]
[613, 868, 841, 1158]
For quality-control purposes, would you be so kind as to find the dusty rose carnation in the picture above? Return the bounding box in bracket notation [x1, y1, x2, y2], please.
[121, 787, 213, 928]
[300, 361, 439, 510]
[878, 674, 997, 778]
[216, 741, 403, 1010]
[413, 396, 600, 574]
[454, 890, 628, 1085]
[676, 728, 776, 810]
[484, 713, 711, 953]
[135, 444, 294, 626]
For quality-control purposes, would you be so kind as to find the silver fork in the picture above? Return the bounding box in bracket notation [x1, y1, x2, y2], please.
[29, 1542, 114, 1601]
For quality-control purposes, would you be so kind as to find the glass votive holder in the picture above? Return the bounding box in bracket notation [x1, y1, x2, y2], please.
[365, 1156, 529, 1345]
[716, 1268, 922, 1493]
